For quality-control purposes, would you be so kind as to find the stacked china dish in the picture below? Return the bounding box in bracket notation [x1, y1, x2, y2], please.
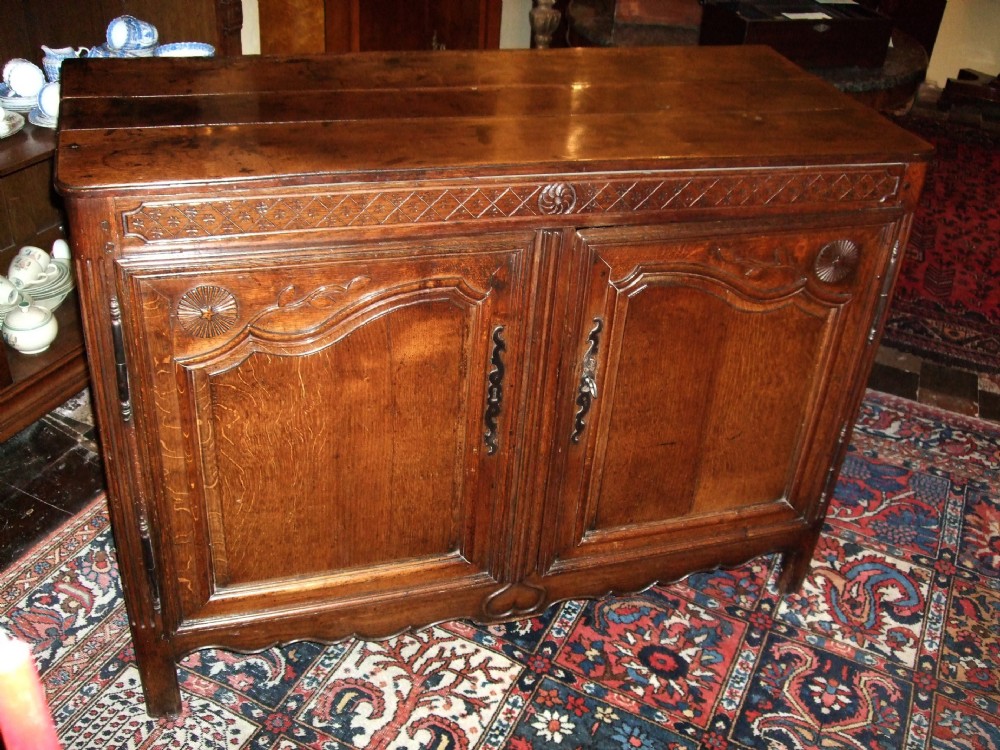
[0, 57, 43, 135]
[2, 15, 215, 135]
[1, 240, 74, 355]
[2, 52, 61, 129]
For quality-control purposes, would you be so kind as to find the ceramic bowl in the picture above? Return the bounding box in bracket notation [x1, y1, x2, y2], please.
[2, 301, 58, 354]
[51, 239, 71, 261]
[38, 82, 59, 118]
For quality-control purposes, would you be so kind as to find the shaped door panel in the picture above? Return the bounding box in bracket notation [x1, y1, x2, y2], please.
[542, 219, 896, 574]
[117, 234, 533, 626]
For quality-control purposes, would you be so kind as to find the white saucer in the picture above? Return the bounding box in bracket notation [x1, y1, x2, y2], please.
[28, 108, 57, 129]
[0, 110, 25, 139]
[0, 84, 36, 113]
[120, 46, 157, 58]
[18, 261, 73, 311]
[154, 42, 215, 58]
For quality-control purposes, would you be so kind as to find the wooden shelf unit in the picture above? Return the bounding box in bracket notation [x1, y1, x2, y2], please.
[0, 125, 88, 442]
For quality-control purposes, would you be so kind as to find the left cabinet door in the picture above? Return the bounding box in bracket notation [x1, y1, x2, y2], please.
[115, 233, 533, 641]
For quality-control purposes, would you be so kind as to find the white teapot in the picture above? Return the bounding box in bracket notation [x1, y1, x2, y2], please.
[2, 300, 58, 354]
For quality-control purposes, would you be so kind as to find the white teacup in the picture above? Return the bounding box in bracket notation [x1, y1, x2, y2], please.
[18, 245, 51, 268]
[3, 58, 45, 98]
[0, 276, 18, 306]
[8, 256, 57, 289]
[38, 82, 60, 119]
[107, 15, 159, 50]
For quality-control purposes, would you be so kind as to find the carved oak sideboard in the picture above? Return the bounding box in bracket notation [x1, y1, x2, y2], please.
[55, 46, 930, 717]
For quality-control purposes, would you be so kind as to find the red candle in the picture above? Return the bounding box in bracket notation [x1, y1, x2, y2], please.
[0, 631, 61, 750]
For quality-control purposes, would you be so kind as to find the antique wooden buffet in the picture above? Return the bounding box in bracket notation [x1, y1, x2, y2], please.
[55, 46, 930, 716]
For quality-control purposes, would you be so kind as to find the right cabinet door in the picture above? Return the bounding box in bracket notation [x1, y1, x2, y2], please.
[540, 218, 899, 577]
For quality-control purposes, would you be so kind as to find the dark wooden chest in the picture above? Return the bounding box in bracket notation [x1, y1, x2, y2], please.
[700, 1, 893, 68]
[56, 46, 929, 718]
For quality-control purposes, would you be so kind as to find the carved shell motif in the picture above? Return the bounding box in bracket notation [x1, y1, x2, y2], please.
[538, 182, 577, 215]
[814, 239, 860, 284]
[176, 285, 239, 338]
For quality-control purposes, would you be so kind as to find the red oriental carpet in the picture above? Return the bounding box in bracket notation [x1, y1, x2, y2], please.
[2, 392, 999, 749]
[882, 115, 1000, 373]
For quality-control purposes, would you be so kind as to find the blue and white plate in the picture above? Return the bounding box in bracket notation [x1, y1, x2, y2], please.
[0, 83, 35, 113]
[121, 46, 157, 58]
[154, 42, 215, 58]
[28, 107, 57, 129]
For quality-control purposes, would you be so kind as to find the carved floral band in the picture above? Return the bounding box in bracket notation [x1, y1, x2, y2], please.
[121, 167, 903, 243]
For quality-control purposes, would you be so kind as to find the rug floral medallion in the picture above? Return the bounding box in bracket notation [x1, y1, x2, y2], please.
[2, 392, 998, 749]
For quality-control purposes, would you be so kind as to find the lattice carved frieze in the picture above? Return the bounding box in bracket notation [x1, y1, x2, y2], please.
[121, 168, 903, 243]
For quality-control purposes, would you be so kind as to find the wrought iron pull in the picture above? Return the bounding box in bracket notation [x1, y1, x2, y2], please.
[571, 317, 603, 443]
[483, 326, 506, 455]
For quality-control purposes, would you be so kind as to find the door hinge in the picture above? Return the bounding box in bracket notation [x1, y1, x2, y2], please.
[868, 239, 902, 344]
[110, 297, 132, 421]
[137, 514, 162, 613]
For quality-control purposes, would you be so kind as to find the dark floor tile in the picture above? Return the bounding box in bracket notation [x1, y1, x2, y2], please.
[917, 389, 980, 416]
[16, 445, 105, 514]
[0, 486, 75, 570]
[867, 362, 920, 400]
[920, 362, 980, 400]
[0, 419, 81, 491]
[979, 390, 1000, 423]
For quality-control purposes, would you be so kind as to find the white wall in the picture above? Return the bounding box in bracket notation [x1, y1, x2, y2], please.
[242, 0, 260, 54]
[926, 0, 1000, 87]
[500, 0, 533, 49]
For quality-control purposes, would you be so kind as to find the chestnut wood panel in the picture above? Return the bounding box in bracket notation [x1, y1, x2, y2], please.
[540, 219, 896, 576]
[56, 48, 926, 195]
[56, 47, 930, 718]
[116, 234, 535, 626]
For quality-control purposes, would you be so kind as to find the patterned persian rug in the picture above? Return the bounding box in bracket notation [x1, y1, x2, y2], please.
[883, 115, 1000, 373]
[2, 392, 998, 749]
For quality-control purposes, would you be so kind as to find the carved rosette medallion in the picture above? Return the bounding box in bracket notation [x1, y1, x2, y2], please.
[176, 285, 239, 338]
[538, 182, 577, 215]
[814, 239, 860, 284]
